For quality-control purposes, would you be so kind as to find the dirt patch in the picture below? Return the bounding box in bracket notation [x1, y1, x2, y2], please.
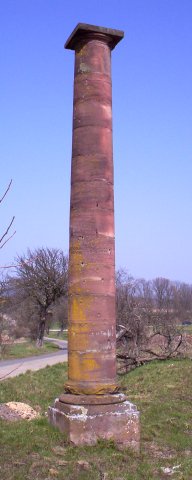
[145, 441, 176, 459]
[0, 402, 40, 421]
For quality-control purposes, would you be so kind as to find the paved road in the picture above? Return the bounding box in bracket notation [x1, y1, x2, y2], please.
[44, 336, 67, 350]
[0, 339, 68, 381]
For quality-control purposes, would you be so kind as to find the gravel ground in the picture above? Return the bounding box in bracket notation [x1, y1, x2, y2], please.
[0, 402, 40, 421]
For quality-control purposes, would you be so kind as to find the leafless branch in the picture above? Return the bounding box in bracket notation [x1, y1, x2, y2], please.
[0, 258, 37, 270]
[0, 216, 16, 249]
[0, 180, 12, 204]
[1, 180, 16, 250]
[116, 324, 133, 341]
[117, 327, 184, 373]
[0, 264, 18, 269]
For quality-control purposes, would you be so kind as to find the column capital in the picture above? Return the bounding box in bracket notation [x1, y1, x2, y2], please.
[65, 23, 124, 51]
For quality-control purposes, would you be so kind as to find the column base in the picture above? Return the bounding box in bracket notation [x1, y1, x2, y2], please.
[48, 393, 140, 451]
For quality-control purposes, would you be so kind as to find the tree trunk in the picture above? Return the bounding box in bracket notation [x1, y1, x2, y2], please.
[36, 316, 45, 347]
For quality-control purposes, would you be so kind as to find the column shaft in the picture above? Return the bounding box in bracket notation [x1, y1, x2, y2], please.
[65, 35, 118, 394]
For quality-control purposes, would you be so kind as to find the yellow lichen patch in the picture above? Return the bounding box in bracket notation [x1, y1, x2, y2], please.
[69, 249, 84, 275]
[68, 295, 93, 356]
[76, 43, 89, 57]
[70, 296, 85, 322]
[69, 322, 93, 333]
[64, 381, 119, 395]
[68, 328, 89, 352]
[83, 356, 99, 375]
[68, 353, 100, 382]
[70, 295, 92, 323]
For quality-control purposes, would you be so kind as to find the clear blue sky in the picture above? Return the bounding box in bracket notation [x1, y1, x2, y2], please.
[0, 0, 192, 283]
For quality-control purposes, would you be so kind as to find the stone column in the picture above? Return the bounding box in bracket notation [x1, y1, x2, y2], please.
[48, 24, 140, 450]
[65, 24, 122, 396]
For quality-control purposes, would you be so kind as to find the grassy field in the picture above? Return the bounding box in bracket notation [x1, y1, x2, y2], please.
[46, 330, 68, 340]
[0, 359, 191, 480]
[1, 340, 59, 360]
[181, 325, 192, 334]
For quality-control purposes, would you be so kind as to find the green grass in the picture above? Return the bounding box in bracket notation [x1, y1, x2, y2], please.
[0, 359, 192, 479]
[177, 324, 192, 332]
[1, 340, 59, 360]
[46, 330, 68, 340]
[181, 324, 192, 333]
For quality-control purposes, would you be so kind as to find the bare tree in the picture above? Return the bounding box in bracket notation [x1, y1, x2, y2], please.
[0, 277, 5, 353]
[173, 282, 192, 324]
[10, 248, 68, 346]
[0, 275, 13, 355]
[152, 277, 174, 321]
[116, 270, 153, 343]
[116, 271, 184, 373]
[50, 296, 68, 334]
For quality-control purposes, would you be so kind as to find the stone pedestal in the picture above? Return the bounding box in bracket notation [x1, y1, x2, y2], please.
[48, 394, 140, 450]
